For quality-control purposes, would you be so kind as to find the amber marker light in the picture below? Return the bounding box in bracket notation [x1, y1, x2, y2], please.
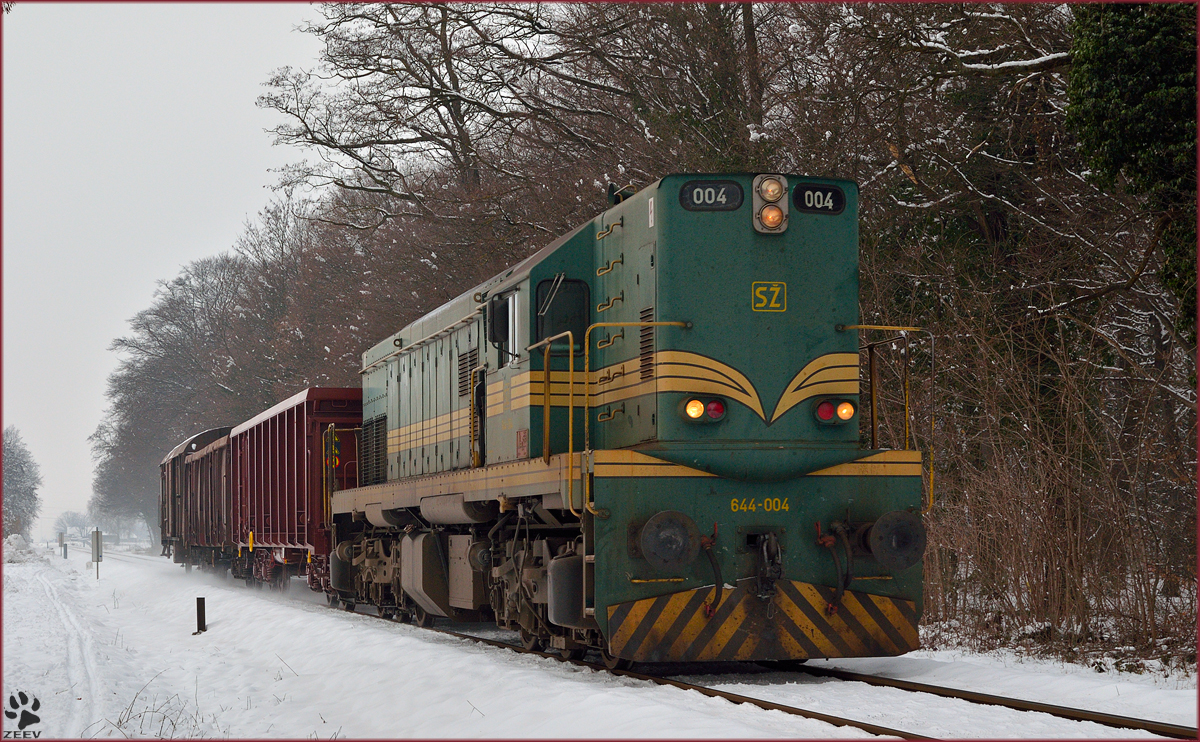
[685, 399, 705, 419]
[758, 177, 784, 202]
[760, 204, 784, 229]
[837, 401, 856, 420]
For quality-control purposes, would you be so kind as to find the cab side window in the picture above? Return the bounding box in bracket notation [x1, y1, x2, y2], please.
[488, 291, 523, 367]
[536, 278, 589, 349]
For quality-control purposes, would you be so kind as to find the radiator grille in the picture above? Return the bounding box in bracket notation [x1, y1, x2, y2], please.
[457, 348, 479, 397]
[639, 306, 655, 380]
[359, 415, 388, 486]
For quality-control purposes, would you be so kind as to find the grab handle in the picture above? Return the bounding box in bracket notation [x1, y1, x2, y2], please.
[596, 217, 624, 240]
[596, 404, 624, 423]
[597, 331, 624, 349]
[597, 291, 624, 313]
[597, 253, 624, 276]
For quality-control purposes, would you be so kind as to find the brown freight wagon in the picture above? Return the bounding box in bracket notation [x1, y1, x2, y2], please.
[159, 427, 231, 562]
[230, 387, 361, 591]
[183, 432, 234, 561]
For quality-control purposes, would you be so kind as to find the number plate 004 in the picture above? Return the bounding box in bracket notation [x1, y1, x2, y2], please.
[679, 180, 744, 211]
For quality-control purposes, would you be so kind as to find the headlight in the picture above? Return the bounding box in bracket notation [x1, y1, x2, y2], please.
[758, 177, 784, 202]
[752, 174, 789, 234]
[760, 204, 784, 229]
[682, 397, 727, 423]
[814, 398, 856, 425]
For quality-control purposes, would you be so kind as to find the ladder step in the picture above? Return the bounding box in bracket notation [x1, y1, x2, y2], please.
[584, 554, 595, 563]
[584, 607, 595, 616]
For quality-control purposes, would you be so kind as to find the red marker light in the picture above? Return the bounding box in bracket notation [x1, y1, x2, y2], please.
[816, 400, 836, 421]
[706, 400, 726, 419]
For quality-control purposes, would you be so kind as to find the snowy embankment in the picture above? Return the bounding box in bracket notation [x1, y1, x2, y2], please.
[2, 540, 1195, 739]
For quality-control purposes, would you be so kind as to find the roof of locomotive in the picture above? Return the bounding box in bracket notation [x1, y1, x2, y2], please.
[361, 218, 593, 370]
[360, 172, 859, 372]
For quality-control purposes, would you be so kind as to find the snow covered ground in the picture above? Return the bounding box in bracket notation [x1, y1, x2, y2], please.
[3, 541, 1195, 738]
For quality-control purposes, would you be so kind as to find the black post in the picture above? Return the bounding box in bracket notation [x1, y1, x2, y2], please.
[196, 597, 206, 633]
[62, 543, 67, 559]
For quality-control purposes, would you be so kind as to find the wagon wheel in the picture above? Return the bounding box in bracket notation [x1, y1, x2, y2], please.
[600, 644, 632, 671]
[412, 604, 434, 627]
[519, 630, 544, 652]
[558, 647, 588, 661]
[379, 607, 396, 620]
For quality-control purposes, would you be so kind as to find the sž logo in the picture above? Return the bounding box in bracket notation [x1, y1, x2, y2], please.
[3, 692, 41, 738]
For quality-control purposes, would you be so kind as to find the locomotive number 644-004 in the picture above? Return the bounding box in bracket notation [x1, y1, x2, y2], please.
[731, 497, 790, 513]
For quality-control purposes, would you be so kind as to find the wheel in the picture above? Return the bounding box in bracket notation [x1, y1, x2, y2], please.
[380, 607, 395, 620]
[558, 647, 588, 661]
[600, 645, 632, 671]
[412, 604, 434, 627]
[520, 630, 544, 652]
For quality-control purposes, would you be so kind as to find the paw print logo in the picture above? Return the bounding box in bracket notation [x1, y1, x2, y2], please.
[4, 691, 40, 730]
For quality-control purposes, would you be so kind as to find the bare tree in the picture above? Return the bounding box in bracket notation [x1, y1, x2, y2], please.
[2, 426, 42, 539]
[53, 510, 90, 540]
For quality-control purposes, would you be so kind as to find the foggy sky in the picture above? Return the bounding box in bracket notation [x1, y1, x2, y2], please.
[3, 3, 323, 539]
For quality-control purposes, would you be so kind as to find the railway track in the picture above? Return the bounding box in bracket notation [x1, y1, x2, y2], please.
[134, 556, 1195, 740]
[428, 624, 1195, 739]
[792, 664, 1197, 739]
[427, 626, 930, 739]
[315, 589, 1199, 739]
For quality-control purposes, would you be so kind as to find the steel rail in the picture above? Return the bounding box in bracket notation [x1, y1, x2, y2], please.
[427, 627, 930, 739]
[155, 561, 1194, 740]
[795, 664, 1197, 739]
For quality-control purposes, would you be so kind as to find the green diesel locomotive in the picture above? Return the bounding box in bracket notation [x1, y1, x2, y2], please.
[328, 173, 927, 667]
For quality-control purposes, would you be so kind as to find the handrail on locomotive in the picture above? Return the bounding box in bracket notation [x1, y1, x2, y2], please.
[581, 320, 690, 516]
[838, 324, 936, 514]
[525, 331, 578, 516]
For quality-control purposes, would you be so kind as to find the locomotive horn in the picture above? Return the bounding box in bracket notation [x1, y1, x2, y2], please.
[863, 510, 926, 573]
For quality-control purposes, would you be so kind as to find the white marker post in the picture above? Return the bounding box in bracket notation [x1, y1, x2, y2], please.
[91, 529, 103, 579]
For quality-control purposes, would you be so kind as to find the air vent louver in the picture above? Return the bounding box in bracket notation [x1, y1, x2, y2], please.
[639, 307, 655, 380]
